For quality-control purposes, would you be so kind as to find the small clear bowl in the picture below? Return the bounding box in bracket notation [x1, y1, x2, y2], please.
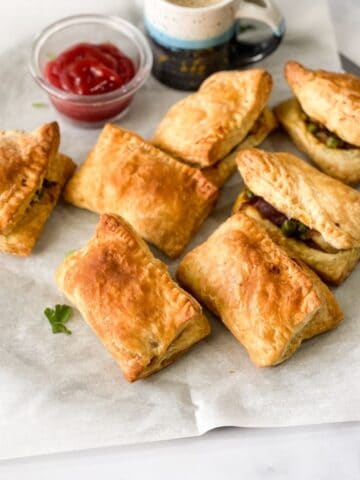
[29, 14, 153, 128]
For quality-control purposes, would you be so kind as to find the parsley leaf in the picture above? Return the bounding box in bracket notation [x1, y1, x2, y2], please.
[44, 304, 73, 335]
[32, 102, 49, 109]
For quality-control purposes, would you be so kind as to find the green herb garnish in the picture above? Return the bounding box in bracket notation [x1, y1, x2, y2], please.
[44, 304, 73, 335]
[32, 102, 49, 109]
[65, 249, 77, 258]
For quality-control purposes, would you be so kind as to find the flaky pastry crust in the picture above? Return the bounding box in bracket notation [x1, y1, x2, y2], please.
[0, 122, 60, 234]
[236, 148, 360, 250]
[152, 70, 273, 167]
[285, 61, 360, 147]
[232, 197, 360, 285]
[63, 124, 218, 258]
[202, 107, 277, 186]
[275, 98, 360, 185]
[177, 213, 343, 367]
[55, 214, 211, 382]
[0, 153, 75, 256]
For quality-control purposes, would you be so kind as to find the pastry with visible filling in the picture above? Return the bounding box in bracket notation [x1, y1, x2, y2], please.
[55, 214, 211, 382]
[177, 212, 343, 367]
[63, 124, 218, 258]
[275, 61, 360, 184]
[0, 123, 75, 255]
[233, 148, 360, 285]
[152, 69, 274, 168]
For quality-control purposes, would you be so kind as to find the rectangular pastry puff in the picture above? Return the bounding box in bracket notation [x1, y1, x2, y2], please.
[0, 123, 75, 255]
[152, 70, 273, 167]
[275, 98, 360, 185]
[63, 124, 218, 258]
[235, 149, 360, 285]
[176, 212, 343, 367]
[55, 214, 211, 382]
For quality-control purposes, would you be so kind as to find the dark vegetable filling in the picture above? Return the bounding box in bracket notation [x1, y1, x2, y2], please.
[31, 179, 57, 204]
[245, 189, 310, 240]
[303, 114, 355, 150]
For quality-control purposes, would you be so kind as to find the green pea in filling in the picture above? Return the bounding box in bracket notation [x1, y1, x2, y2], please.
[304, 115, 356, 150]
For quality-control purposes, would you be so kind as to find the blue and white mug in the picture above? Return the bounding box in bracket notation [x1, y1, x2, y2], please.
[144, 0, 285, 90]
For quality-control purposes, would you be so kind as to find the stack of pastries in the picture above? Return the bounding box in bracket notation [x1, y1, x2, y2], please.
[0, 122, 74, 255]
[232, 149, 360, 285]
[2, 65, 359, 382]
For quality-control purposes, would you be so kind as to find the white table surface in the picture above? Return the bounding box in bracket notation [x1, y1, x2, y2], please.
[0, 1, 359, 478]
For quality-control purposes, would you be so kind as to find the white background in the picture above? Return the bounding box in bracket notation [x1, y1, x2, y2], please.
[0, 0, 360, 478]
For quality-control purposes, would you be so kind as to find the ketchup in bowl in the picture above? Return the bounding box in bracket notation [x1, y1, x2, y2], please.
[45, 43, 135, 95]
[44, 43, 137, 124]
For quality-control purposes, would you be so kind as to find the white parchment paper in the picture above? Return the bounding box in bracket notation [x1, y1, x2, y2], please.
[1, 0, 359, 460]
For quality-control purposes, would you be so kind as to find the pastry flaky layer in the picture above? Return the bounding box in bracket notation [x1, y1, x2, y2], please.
[275, 98, 360, 185]
[55, 214, 211, 382]
[232, 197, 360, 286]
[202, 107, 278, 187]
[0, 153, 75, 256]
[285, 61, 360, 147]
[236, 148, 360, 251]
[63, 124, 218, 258]
[177, 212, 343, 367]
[0, 122, 75, 255]
[152, 69, 273, 167]
[0, 122, 60, 235]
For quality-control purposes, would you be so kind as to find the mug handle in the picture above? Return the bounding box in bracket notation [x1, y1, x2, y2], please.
[230, 0, 285, 68]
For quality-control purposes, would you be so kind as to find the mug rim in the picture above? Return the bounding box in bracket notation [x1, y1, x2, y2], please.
[148, 0, 234, 13]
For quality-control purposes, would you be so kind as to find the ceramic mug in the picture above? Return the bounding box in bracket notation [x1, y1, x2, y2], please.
[144, 0, 285, 90]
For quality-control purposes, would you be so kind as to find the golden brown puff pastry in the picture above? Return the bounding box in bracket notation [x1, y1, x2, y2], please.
[0, 122, 60, 235]
[0, 153, 75, 256]
[177, 212, 343, 367]
[202, 107, 278, 187]
[275, 98, 360, 185]
[55, 213, 211, 382]
[152, 69, 273, 167]
[285, 61, 360, 147]
[63, 124, 218, 258]
[232, 196, 360, 285]
[236, 148, 360, 251]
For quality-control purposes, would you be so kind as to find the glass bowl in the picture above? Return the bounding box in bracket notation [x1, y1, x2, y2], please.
[29, 14, 153, 128]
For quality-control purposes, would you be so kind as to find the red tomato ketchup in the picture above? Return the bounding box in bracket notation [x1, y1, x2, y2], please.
[44, 43, 136, 123]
